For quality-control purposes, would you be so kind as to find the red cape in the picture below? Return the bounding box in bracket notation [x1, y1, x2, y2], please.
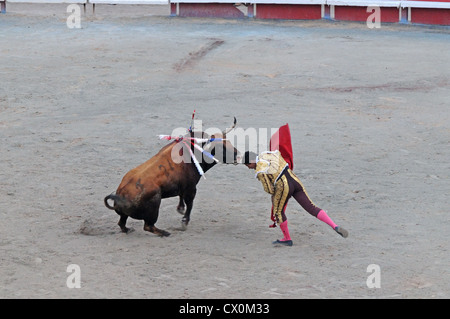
[269, 123, 293, 169]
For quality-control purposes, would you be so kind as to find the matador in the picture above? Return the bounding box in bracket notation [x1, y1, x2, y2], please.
[243, 150, 348, 246]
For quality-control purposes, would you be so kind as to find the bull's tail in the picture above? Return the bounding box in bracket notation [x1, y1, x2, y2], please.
[104, 194, 117, 210]
[104, 193, 133, 212]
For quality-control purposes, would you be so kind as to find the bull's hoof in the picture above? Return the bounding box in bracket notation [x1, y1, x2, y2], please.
[120, 227, 135, 234]
[159, 229, 171, 237]
[181, 217, 190, 231]
[144, 224, 171, 237]
[177, 206, 185, 215]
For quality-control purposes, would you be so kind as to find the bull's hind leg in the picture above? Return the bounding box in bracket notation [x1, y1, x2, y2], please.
[142, 195, 170, 237]
[116, 210, 133, 233]
[118, 214, 129, 233]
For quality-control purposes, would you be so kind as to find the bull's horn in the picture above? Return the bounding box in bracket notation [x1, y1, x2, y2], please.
[222, 117, 237, 136]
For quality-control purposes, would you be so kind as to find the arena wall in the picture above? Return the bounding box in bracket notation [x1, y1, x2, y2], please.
[1, 0, 449, 25]
[169, 0, 450, 25]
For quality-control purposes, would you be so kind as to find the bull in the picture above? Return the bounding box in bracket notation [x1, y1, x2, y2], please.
[104, 118, 239, 237]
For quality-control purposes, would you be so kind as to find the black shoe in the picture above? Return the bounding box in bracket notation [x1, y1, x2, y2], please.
[272, 239, 293, 247]
[335, 226, 348, 238]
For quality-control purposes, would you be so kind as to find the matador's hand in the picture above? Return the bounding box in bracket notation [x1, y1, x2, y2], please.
[270, 206, 276, 228]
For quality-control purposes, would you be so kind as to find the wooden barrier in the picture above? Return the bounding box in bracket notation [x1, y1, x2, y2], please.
[327, 1, 400, 22]
[5, 0, 86, 3]
[402, 1, 450, 24]
[2, 0, 87, 13]
[170, 0, 450, 25]
[1, 0, 167, 13]
[89, 0, 167, 4]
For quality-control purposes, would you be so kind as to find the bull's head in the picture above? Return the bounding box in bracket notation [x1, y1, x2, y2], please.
[207, 117, 241, 165]
[171, 117, 241, 170]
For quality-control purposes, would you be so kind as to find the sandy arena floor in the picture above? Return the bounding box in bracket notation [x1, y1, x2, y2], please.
[0, 4, 449, 298]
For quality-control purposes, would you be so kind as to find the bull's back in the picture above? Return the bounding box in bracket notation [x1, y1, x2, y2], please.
[116, 142, 186, 201]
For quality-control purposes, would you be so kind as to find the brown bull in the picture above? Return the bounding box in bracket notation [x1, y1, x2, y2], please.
[104, 118, 239, 237]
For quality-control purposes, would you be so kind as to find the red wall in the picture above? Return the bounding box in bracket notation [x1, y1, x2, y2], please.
[256, 4, 322, 20]
[173, 3, 246, 18]
[171, 1, 450, 26]
[410, 7, 450, 25]
[334, 6, 399, 23]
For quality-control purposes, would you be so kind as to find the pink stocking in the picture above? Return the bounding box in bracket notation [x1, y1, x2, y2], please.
[279, 220, 291, 241]
[316, 210, 338, 229]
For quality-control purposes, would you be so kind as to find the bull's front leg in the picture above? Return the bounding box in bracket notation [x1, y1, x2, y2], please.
[181, 188, 196, 230]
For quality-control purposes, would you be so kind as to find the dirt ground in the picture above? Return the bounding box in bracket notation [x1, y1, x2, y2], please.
[0, 4, 449, 299]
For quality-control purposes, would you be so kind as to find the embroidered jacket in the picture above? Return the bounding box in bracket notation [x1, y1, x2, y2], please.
[255, 150, 289, 195]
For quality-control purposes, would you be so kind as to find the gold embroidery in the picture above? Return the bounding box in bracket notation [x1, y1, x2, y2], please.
[257, 173, 274, 194]
[255, 150, 288, 186]
[254, 151, 290, 222]
[272, 175, 289, 224]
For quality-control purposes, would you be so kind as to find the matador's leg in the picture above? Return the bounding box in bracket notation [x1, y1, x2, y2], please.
[272, 176, 293, 246]
[288, 170, 348, 238]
